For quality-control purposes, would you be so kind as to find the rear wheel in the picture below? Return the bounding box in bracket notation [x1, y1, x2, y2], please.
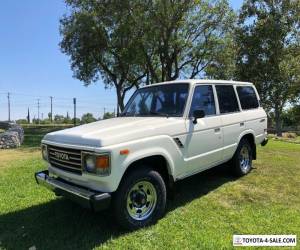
[231, 139, 253, 176]
[113, 166, 166, 230]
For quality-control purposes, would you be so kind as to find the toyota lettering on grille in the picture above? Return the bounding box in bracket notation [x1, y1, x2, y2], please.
[53, 152, 70, 161]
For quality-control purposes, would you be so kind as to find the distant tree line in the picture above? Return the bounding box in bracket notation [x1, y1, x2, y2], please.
[60, 0, 300, 136]
[16, 112, 115, 125]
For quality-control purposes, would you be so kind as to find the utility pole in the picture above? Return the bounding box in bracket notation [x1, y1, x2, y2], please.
[7, 92, 10, 122]
[73, 98, 76, 126]
[27, 107, 30, 123]
[50, 96, 53, 123]
[37, 99, 40, 124]
[103, 107, 106, 118]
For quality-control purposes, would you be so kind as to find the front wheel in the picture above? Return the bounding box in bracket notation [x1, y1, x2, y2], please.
[113, 166, 167, 230]
[231, 139, 253, 176]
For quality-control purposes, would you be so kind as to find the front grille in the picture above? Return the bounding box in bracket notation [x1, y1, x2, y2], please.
[48, 145, 82, 175]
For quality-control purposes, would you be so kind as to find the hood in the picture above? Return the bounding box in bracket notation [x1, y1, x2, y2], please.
[43, 117, 186, 147]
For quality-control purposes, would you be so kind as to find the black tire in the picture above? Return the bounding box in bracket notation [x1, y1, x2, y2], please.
[231, 138, 253, 176]
[112, 166, 167, 230]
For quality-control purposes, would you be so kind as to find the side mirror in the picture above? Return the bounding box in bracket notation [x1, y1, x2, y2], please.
[193, 110, 205, 124]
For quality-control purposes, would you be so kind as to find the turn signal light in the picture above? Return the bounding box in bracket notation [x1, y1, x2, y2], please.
[120, 149, 130, 155]
[96, 155, 110, 169]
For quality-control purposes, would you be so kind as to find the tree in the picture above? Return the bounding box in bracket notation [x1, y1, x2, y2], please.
[282, 104, 300, 128]
[134, 0, 236, 83]
[54, 115, 65, 124]
[60, 0, 235, 113]
[63, 112, 72, 124]
[27, 108, 30, 124]
[235, 0, 300, 136]
[204, 34, 237, 79]
[16, 119, 28, 125]
[103, 112, 115, 120]
[60, 0, 146, 114]
[81, 113, 97, 124]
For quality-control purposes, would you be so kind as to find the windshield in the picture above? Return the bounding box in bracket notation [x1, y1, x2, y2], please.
[122, 83, 189, 117]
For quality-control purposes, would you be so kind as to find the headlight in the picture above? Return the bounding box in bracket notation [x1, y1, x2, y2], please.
[83, 153, 110, 176]
[85, 155, 95, 172]
[41, 144, 48, 161]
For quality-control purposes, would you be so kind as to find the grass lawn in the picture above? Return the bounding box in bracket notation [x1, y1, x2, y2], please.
[0, 140, 299, 249]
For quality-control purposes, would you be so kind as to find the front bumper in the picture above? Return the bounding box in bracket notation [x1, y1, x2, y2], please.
[35, 170, 111, 211]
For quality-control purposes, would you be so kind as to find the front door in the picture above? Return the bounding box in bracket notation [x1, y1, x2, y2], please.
[184, 85, 223, 173]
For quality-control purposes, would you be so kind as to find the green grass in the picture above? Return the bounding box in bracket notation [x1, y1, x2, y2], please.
[0, 141, 299, 249]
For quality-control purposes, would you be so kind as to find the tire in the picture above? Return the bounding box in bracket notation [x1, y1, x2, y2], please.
[231, 138, 253, 176]
[113, 166, 167, 230]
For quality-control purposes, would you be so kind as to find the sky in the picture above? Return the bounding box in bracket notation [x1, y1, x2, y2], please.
[0, 0, 243, 121]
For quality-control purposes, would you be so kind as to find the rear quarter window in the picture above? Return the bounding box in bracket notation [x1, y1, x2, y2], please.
[237, 86, 259, 110]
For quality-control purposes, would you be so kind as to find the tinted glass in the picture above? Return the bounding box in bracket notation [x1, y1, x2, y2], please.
[190, 85, 216, 116]
[122, 84, 189, 117]
[237, 86, 259, 110]
[216, 85, 239, 114]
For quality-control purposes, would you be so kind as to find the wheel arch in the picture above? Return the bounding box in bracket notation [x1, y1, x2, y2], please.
[120, 154, 175, 193]
[239, 132, 256, 160]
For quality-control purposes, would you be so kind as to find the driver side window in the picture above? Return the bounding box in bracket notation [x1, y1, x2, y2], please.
[189, 85, 216, 117]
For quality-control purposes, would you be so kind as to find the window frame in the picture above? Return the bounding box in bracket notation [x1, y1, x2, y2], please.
[236, 85, 260, 111]
[188, 84, 218, 118]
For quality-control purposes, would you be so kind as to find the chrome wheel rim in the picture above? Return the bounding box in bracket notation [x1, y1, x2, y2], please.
[126, 181, 157, 221]
[239, 145, 251, 173]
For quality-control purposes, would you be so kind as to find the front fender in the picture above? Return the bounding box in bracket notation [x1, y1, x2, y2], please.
[120, 135, 179, 176]
[100, 135, 184, 192]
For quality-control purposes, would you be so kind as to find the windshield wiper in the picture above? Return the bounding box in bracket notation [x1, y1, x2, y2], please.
[149, 111, 169, 118]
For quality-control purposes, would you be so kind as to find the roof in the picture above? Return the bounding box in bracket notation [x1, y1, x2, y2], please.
[148, 79, 253, 87]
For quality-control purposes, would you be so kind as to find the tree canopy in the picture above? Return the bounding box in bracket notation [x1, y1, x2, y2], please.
[81, 113, 97, 124]
[60, 0, 235, 112]
[235, 0, 300, 135]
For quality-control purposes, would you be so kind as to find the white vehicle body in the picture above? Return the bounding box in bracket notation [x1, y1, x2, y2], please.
[40, 80, 268, 193]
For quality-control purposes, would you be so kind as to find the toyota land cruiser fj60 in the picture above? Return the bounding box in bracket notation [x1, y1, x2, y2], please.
[35, 80, 268, 229]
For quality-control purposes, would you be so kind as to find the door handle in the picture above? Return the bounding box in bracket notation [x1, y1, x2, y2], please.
[214, 128, 221, 132]
[240, 122, 245, 126]
[260, 119, 266, 123]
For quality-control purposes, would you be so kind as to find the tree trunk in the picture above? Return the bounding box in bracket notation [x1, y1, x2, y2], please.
[116, 87, 125, 116]
[275, 108, 282, 137]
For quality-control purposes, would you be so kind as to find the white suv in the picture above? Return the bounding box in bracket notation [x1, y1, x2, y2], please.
[35, 80, 268, 229]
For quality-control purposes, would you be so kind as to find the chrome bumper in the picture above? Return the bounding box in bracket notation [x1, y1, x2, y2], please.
[35, 170, 111, 211]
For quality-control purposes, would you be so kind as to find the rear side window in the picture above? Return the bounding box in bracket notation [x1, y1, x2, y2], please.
[216, 85, 239, 114]
[190, 85, 216, 116]
[237, 86, 259, 110]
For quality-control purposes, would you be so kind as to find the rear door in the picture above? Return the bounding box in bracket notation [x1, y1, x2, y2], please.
[236, 85, 267, 143]
[184, 84, 223, 173]
[215, 85, 244, 161]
